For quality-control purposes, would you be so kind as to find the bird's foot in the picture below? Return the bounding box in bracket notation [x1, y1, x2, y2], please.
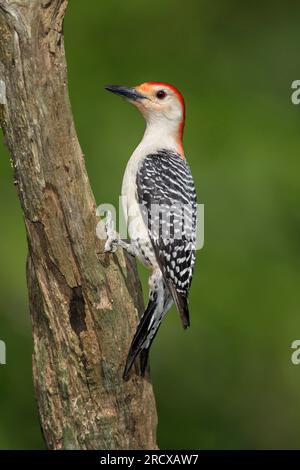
[104, 237, 119, 253]
[104, 210, 119, 253]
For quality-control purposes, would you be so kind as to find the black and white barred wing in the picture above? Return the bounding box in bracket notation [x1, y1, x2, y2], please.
[137, 150, 197, 328]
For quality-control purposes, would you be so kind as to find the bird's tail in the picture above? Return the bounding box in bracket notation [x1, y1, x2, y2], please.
[168, 283, 190, 329]
[123, 287, 172, 380]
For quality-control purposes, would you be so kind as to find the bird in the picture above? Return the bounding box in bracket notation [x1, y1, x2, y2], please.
[104, 82, 197, 380]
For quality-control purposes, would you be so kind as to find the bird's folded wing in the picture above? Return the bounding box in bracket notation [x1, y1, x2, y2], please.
[136, 150, 197, 327]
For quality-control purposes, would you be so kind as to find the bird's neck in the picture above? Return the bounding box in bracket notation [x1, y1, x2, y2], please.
[137, 119, 185, 158]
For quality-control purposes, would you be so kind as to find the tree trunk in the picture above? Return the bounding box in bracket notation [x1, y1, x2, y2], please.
[0, 0, 157, 450]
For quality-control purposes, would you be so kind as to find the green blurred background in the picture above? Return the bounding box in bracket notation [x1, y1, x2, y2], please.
[1, 0, 300, 450]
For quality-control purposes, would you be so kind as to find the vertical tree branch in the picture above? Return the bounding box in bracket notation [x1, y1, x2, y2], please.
[0, 0, 157, 450]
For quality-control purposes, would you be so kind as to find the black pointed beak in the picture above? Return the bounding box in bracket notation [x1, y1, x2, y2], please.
[105, 85, 146, 102]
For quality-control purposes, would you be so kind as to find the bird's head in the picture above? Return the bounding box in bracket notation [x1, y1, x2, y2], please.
[105, 82, 185, 154]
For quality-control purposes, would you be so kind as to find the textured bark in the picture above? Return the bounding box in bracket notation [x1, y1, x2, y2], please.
[0, 0, 157, 450]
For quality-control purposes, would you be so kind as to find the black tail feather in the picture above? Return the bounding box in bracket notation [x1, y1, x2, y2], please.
[139, 318, 163, 377]
[123, 282, 174, 380]
[123, 296, 157, 380]
[140, 349, 150, 377]
[168, 283, 190, 329]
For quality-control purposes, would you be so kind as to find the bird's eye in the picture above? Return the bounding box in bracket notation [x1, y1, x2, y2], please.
[156, 90, 167, 99]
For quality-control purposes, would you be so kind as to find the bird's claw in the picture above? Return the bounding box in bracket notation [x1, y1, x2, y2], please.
[104, 237, 119, 253]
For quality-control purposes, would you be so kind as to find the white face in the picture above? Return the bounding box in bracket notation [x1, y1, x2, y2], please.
[133, 83, 184, 126]
[105, 82, 185, 150]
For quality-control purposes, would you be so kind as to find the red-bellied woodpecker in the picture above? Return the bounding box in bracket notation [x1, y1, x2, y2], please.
[105, 82, 197, 380]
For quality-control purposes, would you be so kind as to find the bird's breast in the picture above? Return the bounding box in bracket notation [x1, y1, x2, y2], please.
[121, 151, 149, 243]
